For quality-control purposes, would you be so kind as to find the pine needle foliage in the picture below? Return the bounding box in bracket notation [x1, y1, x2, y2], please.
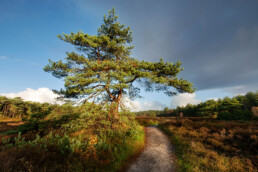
[44, 8, 194, 117]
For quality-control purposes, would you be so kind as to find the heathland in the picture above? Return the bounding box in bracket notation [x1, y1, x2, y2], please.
[1, 7, 257, 172]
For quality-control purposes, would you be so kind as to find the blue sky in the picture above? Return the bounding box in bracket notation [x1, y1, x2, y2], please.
[0, 0, 257, 110]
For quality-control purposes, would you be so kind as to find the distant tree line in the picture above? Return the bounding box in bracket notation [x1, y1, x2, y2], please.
[135, 110, 162, 117]
[0, 96, 55, 119]
[1, 91, 257, 120]
[135, 107, 173, 117]
[136, 91, 258, 120]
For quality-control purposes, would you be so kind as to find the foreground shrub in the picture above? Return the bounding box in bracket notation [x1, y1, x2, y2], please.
[0, 103, 145, 171]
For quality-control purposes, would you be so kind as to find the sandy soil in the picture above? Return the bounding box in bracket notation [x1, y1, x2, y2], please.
[127, 126, 175, 172]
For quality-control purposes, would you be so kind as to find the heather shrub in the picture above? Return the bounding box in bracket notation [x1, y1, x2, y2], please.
[159, 118, 257, 171]
[0, 103, 145, 171]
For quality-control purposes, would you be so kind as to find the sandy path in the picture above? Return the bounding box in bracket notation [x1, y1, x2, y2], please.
[127, 126, 175, 172]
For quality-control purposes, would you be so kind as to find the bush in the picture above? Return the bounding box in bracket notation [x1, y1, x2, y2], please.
[218, 110, 252, 120]
[0, 103, 145, 171]
[148, 112, 157, 117]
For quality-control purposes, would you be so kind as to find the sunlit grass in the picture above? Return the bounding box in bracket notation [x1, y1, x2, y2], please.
[159, 118, 257, 171]
[0, 110, 145, 171]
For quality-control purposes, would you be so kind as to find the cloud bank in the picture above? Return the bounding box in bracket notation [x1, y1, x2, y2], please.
[122, 97, 166, 112]
[1, 88, 166, 111]
[1, 88, 60, 104]
[171, 93, 201, 108]
[223, 85, 257, 95]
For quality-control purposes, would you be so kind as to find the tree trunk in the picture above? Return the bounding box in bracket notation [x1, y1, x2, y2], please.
[109, 101, 119, 120]
[106, 88, 122, 123]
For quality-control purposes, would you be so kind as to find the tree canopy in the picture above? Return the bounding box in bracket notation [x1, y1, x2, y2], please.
[44, 8, 194, 117]
[0, 96, 54, 119]
[167, 91, 258, 120]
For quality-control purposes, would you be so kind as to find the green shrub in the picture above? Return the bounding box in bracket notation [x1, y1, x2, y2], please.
[218, 110, 252, 120]
[148, 112, 157, 117]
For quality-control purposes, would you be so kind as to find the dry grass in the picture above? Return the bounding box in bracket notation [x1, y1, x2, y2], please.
[0, 118, 23, 137]
[0, 145, 83, 172]
[159, 118, 258, 171]
[136, 116, 176, 126]
[0, 117, 145, 171]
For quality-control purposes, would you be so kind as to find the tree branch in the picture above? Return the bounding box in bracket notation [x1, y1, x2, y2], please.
[105, 88, 115, 101]
[91, 84, 105, 89]
[82, 89, 104, 104]
[126, 76, 138, 84]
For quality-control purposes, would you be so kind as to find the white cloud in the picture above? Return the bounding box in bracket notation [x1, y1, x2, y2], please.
[0, 56, 7, 60]
[1, 88, 61, 104]
[207, 97, 219, 101]
[223, 85, 257, 95]
[171, 93, 201, 108]
[0, 56, 38, 65]
[121, 97, 166, 112]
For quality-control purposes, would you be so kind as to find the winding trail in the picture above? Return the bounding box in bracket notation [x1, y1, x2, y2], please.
[127, 126, 175, 172]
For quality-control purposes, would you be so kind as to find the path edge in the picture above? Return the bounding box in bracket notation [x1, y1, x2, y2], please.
[118, 127, 148, 172]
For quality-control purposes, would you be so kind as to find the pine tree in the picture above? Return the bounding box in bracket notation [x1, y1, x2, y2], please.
[44, 8, 194, 119]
